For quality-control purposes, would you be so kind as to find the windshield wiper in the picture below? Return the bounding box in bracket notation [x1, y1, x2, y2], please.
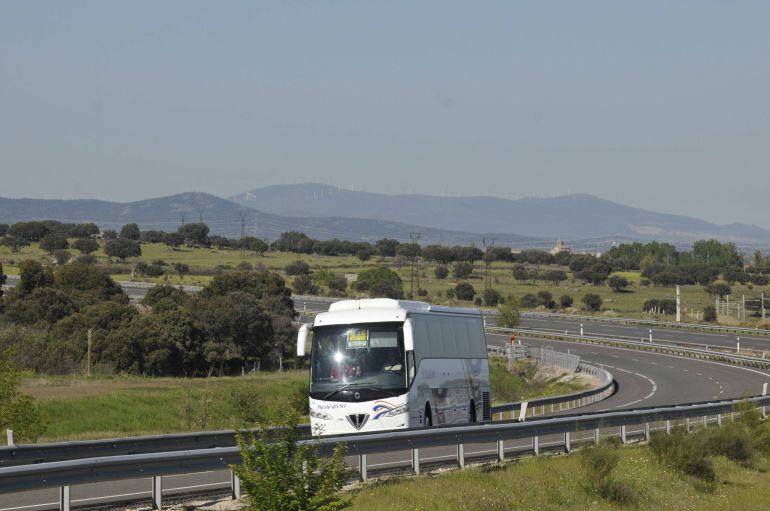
[344, 386, 400, 397]
[320, 386, 400, 400]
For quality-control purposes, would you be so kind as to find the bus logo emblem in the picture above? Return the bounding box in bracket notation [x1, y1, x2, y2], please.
[346, 414, 369, 430]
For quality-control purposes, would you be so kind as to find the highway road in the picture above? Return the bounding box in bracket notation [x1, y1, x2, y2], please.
[2, 331, 768, 511]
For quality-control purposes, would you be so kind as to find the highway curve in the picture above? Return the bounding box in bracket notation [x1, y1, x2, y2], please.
[2, 331, 768, 511]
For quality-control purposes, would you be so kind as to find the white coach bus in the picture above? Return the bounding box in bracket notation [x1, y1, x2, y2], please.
[296, 298, 491, 436]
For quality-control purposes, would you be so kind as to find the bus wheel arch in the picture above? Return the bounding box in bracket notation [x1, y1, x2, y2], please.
[424, 403, 433, 427]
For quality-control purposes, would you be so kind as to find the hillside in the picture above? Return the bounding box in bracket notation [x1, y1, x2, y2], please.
[231, 183, 770, 247]
[0, 193, 545, 246]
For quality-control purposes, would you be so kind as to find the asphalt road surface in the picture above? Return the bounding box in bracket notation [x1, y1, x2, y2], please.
[2, 331, 768, 511]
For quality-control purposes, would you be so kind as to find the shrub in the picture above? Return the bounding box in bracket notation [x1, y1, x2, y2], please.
[582, 293, 603, 311]
[454, 282, 476, 301]
[483, 288, 501, 306]
[650, 429, 717, 483]
[497, 300, 520, 328]
[235, 412, 348, 511]
[355, 266, 403, 299]
[293, 275, 319, 295]
[452, 261, 474, 279]
[580, 442, 636, 504]
[434, 265, 449, 279]
[53, 249, 71, 265]
[559, 295, 573, 308]
[703, 305, 717, 322]
[607, 275, 630, 292]
[0, 349, 46, 441]
[520, 293, 539, 308]
[284, 260, 311, 276]
[537, 290, 555, 309]
[237, 261, 254, 271]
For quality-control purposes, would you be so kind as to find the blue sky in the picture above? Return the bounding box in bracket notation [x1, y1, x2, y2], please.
[1, 1, 768, 227]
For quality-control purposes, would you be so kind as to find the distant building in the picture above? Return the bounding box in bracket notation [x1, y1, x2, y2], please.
[551, 239, 571, 256]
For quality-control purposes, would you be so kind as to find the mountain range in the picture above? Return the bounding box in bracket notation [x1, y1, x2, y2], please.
[231, 184, 770, 248]
[1, 184, 769, 250]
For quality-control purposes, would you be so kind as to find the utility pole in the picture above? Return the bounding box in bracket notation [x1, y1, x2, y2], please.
[180, 213, 186, 227]
[409, 232, 421, 295]
[483, 238, 496, 291]
[672, 287, 679, 319]
[762, 292, 766, 320]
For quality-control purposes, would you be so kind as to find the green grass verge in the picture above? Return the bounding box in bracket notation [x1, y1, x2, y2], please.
[346, 445, 770, 511]
[28, 371, 308, 441]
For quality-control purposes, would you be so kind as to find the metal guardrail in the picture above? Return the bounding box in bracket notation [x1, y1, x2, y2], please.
[1, 395, 768, 501]
[490, 327, 770, 370]
[2, 349, 611, 469]
[519, 311, 770, 337]
[0, 426, 311, 468]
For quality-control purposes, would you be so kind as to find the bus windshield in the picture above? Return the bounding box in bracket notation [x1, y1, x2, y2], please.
[310, 323, 407, 399]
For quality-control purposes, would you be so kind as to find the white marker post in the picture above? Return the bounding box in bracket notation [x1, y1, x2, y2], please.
[762, 383, 768, 419]
[5, 429, 13, 447]
[737, 338, 740, 353]
[580, 324, 584, 336]
[649, 329, 653, 343]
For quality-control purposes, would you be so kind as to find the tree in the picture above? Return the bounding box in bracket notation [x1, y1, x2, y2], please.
[119, 223, 141, 241]
[356, 249, 372, 262]
[559, 295, 574, 308]
[512, 264, 530, 283]
[537, 291, 555, 309]
[374, 238, 399, 257]
[483, 288, 501, 306]
[582, 293, 603, 311]
[452, 262, 474, 279]
[102, 229, 118, 240]
[520, 293, 539, 308]
[497, 300, 520, 328]
[354, 267, 404, 299]
[704, 282, 731, 299]
[0, 350, 45, 442]
[8, 221, 52, 242]
[292, 275, 319, 295]
[541, 269, 568, 286]
[327, 275, 348, 293]
[53, 249, 71, 265]
[105, 239, 141, 261]
[0, 224, 7, 237]
[285, 260, 311, 276]
[5, 287, 77, 326]
[54, 263, 125, 305]
[750, 274, 769, 287]
[142, 285, 189, 307]
[1, 236, 30, 254]
[234, 412, 348, 511]
[163, 232, 185, 248]
[141, 230, 167, 243]
[454, 282, 476, 301]
[434, 265, 449, 279]
[39, 233, 69, 255]
[237, 237, 269, 255]
[16, 260, 54, 295]
[272, 231, 314, 253]
[174, 262, 190, 279]
[72, 238, 99, 255]
[177, 223, 210, 248]
[607, 275, 630, 292]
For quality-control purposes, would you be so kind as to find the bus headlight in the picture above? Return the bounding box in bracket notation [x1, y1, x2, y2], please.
[385, 404, 407, 417]
[310, 409, 334, 420]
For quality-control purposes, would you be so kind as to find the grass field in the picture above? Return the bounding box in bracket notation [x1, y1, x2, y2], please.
[346, 445, 770, 511]
[2, 241, 765, 323]
[24, 371, 308, 441]
[22, 361, 586, 441]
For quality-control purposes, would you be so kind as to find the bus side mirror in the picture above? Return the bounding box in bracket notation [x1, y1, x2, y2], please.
[403, 319, 414, 352]
[297, 323, 311, 357]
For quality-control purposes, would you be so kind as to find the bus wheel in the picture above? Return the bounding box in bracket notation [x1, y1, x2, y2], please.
[469, 401, 477, 424]
[424, 404, 433, 427]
